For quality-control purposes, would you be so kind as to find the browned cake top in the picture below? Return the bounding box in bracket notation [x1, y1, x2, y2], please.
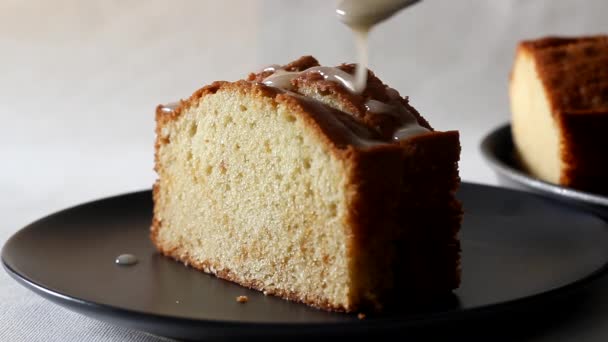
[520, 35, 608, 114]
[247, 56, 432, 141]
[158, 56, 439, 151]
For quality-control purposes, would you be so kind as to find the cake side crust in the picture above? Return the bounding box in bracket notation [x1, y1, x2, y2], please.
[559, 109, 608, 194]
[343, 129, 462, 310]
[394, 131, 463, 292]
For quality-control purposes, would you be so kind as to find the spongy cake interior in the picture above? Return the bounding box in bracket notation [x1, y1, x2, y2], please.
[510, 49, 562, 184]
[153, 86, 356, 309]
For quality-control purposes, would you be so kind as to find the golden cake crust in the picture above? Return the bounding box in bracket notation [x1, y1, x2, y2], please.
[152, 60, 462, 312]
[151, 212, 350, 312]
[518, 35, 608, 194]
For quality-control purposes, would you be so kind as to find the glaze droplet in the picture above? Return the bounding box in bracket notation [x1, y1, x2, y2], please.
[115, 254, 138, 266]
[160, 102, 179, 113]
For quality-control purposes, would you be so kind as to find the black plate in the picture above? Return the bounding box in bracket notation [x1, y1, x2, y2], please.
[481, 123, 608, 220]
[3, 183, 608, 340]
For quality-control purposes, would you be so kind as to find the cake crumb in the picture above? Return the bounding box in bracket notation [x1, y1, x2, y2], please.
[236, 295, 249, 303]
[357, 313, 366, 320]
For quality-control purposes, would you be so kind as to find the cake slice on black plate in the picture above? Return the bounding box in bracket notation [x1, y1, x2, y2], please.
[152, 56, 462, 312]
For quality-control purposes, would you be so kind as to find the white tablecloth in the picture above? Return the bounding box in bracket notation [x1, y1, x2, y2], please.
[1, 1, 606, 340]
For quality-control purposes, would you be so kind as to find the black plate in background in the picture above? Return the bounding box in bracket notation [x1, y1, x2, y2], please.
[480, 123, 608, 220]
[3, 183, 608, 340]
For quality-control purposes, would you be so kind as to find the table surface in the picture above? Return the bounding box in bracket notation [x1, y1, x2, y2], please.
[1, 1, 607, 340]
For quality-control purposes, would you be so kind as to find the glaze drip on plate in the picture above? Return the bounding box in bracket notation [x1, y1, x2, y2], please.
[115, 254, 138, 266]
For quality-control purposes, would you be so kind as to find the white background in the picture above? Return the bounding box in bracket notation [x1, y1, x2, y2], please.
[1, 1, 606, 340]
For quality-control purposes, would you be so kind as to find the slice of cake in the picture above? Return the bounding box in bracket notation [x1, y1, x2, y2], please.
[152, 56, 462, 312]
[510, 35, 608, 194]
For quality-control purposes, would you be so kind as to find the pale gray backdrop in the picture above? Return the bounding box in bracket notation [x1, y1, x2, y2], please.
[1, 1, 607, 341]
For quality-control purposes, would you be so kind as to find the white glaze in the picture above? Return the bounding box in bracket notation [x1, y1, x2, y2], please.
[364, 99, 430, 139]
[393, 125, 430, 140]
[261, 70, 299, 90]
[261, 0, 427, 142]
[115, 253, 138, 266]
[352, 28, 369, 93]
[335, 0, 421, 29]
[263, 66, 360, 93]
[336, 0, 421, 94]
[263, 67, 428, 141]
[264, 1, 420, 96]
[160, 102, 179, 112]
[261, 64, 281, 73]
[364, 99, 396, 114]
[336, 0, 426, 140]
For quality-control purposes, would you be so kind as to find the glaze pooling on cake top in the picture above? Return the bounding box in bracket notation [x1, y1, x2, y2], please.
[160, 102, 179, 113]
[162, 57, 432, 145]
[263, 66, 361, 93]
[250, 0, 429, 143]
[258, 61, 429, 142]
